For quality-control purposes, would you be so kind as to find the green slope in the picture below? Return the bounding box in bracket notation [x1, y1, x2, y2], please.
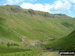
[0, 5, 75, 56]
[0, 5, 75, 43]
[46, 30, 75, 51]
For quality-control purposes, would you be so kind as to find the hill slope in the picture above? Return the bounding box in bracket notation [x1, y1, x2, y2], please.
[0, 5, 75, 44]
[46, 30, 75, 51]
[0, 5, 75, 56]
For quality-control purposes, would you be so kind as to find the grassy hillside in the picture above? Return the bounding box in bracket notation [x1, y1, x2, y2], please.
[0, 5, 75, 42]
[0, 5, 75, 56]
[0, 45, 43, 56]
[45, 30, 75, 51]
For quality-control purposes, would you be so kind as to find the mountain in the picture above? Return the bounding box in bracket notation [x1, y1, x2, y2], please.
[0, 5, 75, 43]
[0, 5, 75, 56]
[46, 30, 75, 51]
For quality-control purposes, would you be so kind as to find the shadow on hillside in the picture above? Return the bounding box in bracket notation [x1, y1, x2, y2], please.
[0, 47, 32, 53]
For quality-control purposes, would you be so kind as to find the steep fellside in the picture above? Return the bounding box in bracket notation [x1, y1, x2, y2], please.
[46, 30, 75, 51]
[0, 5, 75, 43]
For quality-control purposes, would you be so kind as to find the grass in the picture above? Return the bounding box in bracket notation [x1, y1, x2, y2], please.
[0, 5, 75, 56]
[0, 45, 42, 56]
[45, 30, 75, 51]
[0, 5, 75, 41]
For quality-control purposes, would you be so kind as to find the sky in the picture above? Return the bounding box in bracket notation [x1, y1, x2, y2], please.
[0, 0, 75, 18]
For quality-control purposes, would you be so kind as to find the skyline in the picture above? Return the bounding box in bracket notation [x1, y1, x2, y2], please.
[0, 0, 75, 18]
